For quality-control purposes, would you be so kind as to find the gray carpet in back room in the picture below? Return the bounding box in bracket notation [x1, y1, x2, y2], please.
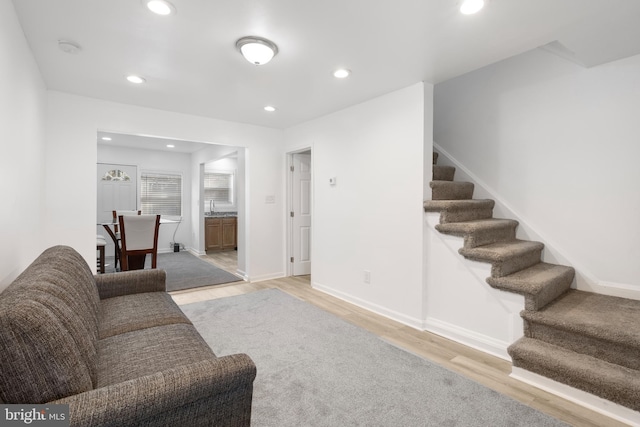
[180, 289, 567, 427]
[104, 251, 242, 291]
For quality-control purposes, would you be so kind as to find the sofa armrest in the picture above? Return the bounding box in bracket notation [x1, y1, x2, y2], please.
[95, 269, 167, 299]
[52, 354, 256, 427]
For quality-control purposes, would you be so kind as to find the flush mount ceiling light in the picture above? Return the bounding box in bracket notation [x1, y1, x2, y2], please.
[264, 105, 277, 112]
[236, 36, 278, 65]
[58, 40, 82, 54]
[460, 0, 485, 14]
[144, 0, 176, 15]
[126, 75, 146, 84]
[166, 144, 175, 148]
[101, 137, 112, 141]
[333, 68, 351, 79]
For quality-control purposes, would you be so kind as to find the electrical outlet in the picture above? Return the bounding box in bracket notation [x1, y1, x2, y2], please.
[364, 270, 371, 284]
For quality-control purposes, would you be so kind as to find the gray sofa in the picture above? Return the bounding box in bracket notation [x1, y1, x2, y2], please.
[0, 245, 256, 427]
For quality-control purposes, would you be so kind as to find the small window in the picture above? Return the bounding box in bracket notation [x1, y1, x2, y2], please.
[204, 172, 234, 205]
[101, 169, 131, 181]
[140, 172, 182, 216]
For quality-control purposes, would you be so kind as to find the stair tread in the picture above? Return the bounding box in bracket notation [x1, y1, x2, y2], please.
[509, 337, 640, 411]
[424, 199, 494, 211]
[436, 218, 518, 234]
[522, 290, 640, 347]
[460, 239, 544, 261]
[487, 263, 574, 295]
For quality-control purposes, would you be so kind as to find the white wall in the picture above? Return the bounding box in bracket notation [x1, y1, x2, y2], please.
[44, 91, 285, 281]
[0, 0, 47, 290]
[97, 144, 192, 255]
[190, 144, 241, 260]
[434, 49, 640, 297]
[284, 83, 427, 326]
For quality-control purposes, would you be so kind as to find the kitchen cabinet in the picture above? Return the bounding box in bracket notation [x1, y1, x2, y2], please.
[205, 217, 237, 251]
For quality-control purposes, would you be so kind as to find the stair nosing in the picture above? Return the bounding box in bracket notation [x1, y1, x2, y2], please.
[487, 263, 575, 293]
[436, 218, 519, 232]
[511, 337, 640, 378]
[460, 239, 544, 261]
[521, 297, 640, 348]
[509, 337, 640, 411]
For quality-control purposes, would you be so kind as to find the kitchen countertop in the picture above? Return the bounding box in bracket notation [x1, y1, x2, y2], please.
[205, 212, 237, 218]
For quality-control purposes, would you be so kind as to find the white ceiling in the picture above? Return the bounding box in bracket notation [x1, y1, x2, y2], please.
[13, 0, 640, 130]
[97, 131, 216, 154]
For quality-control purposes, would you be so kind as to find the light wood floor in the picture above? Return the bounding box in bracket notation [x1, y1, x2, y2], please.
[171, 272, 627, 427]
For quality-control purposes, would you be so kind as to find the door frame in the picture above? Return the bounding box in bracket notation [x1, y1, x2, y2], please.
[286, 147, 313, 277]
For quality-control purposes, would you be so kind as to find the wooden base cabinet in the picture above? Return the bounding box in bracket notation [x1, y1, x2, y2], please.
[205, 217, 237, 251]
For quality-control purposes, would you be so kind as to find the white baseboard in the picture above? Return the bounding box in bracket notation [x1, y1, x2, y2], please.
[511, 367, 640, 426]
[312, 281, 424, 330]
[249, 272, 285, 283]
[423, 317, 511, 361]
[235, 269, 248, 281]
[579, 279, 640, 301]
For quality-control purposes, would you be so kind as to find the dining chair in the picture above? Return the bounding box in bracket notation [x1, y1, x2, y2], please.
[112, 209, 141, 270]
[118, 214, 161, 271]
[96, 235, 107, 274]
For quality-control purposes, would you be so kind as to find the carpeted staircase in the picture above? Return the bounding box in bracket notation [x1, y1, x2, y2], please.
[424, 152, 640, 413]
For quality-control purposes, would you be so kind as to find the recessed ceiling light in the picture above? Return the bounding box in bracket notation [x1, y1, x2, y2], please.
[58, 40, 82, 54]
[236, 36, 278, 65]
[333, 69, 351, 79]
[101, 137, 112, 141]
[126, 75, 146, 84]
[166, 144, 175, 148]
[144, 0, 176, 15]
[264, 106, 277, 112]
[460, 0, 485, 15]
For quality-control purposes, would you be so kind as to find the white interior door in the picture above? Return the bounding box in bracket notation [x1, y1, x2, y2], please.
[292, 153, 311, 276]
[97, 163, 137, 256]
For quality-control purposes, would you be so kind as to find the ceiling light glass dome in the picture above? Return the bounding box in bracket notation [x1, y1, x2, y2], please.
[236, 36, 278, 65]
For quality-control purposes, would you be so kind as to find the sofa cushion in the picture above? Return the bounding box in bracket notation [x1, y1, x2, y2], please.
[99, 292, 192, 339]
[96, 323, 216, 388]
[0, 246, 100, 403]
[0, 299, 95, 403]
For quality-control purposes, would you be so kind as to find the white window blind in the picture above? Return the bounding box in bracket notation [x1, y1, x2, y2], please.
[140, 172, 182, 216]
[204, 172, 233, 204]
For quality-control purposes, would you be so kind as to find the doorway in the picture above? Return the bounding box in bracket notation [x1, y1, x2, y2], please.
[288, 149, 312, 276]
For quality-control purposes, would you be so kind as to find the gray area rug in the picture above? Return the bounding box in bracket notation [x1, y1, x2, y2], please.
[180, 289, 567, 427]
[104, 251, 242, 291]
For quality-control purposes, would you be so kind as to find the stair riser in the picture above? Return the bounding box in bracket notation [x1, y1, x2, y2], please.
[464, 227, 516, 248]
[490, 249, 542, 277]
[524, 321, 640, 371]
[435, 225, 517, 249]
[438, 208, 494, 223]
[510, 355, 640, 412]
[431, 182, 474, 200]
[460, 247, 542, 278]
[432, 189, 474, 200]
[433, 165, 455, 181]
[487, 268, 574, 311]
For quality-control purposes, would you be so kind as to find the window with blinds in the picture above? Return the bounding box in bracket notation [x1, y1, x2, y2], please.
[204, 172, 233, 204]
[140, 172, 182, 216]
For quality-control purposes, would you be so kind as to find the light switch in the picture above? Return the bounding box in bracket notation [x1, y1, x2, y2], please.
[329, 177, 337, 186]
[265, 195, 276, 204]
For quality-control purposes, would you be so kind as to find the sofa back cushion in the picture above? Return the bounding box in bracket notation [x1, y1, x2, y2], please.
[0, 246, 100, 403]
